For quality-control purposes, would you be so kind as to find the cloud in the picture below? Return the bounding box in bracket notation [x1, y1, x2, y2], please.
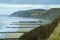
[49, 5, 60, 8]
[0, 4, 46, 9]
[0, 4, 60, 10]
[0, 4, 60, 15]
[0, 4, 48, 15]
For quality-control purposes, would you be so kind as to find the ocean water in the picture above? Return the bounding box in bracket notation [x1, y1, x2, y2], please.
[0, 15, 51, 38]
[0, 15, 39, 38]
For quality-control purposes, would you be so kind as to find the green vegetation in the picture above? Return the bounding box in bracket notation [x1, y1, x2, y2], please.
[48, 23, 60, 40]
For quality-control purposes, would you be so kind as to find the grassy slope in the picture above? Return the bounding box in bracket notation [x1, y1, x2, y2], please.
[48, 23, 60, 40]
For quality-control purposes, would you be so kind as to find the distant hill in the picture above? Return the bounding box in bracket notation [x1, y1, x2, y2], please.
[11, 8, 60, 20]
[11, 9, 47, 18]
[40, 8, 60, 20]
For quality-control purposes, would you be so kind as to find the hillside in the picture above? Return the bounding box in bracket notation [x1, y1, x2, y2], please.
[18, 14, 60, 40]
[18, 8, 60, 40]
[11, 8, 60, 19]
[11, 9, 47, 18]
[48, 21, 60, 40]
[40, 8, 60, 20]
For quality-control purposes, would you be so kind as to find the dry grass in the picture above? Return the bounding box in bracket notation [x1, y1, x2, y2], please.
[48, 23, 60, 40]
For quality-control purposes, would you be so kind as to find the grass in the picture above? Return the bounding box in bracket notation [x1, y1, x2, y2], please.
[48, 23, 60, 40]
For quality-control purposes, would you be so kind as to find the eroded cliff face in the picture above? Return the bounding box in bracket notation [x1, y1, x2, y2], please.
[19, 17, 59, 40]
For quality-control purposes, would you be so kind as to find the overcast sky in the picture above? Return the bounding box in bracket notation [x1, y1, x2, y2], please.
[0, 0, 60, 15]
[0, 4, 60, 15]
[0, 0, 60, 4]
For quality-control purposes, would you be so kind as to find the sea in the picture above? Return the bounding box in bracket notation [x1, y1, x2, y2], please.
[0, 15, 40, 38]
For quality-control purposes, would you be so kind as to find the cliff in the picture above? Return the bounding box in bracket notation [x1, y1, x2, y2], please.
[17, 8, 60, 40]
[19, 15, 60, 40]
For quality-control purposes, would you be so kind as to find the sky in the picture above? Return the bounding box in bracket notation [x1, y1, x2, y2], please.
[0, 4, 60, 15]
[0, 0, 60, 15]
[0, 0, 60, 4]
